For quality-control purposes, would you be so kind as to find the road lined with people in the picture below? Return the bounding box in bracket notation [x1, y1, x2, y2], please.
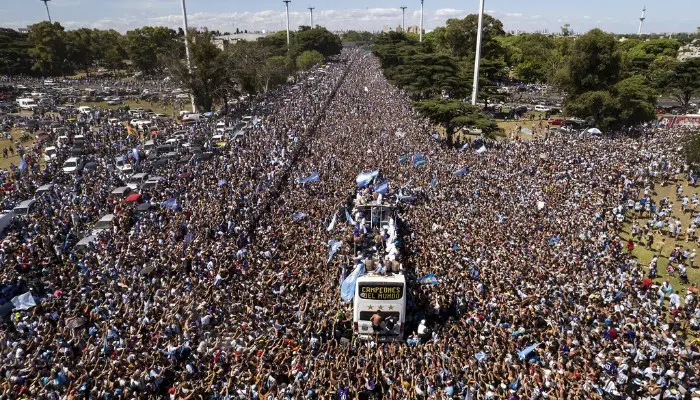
[0, 48, 698, 400]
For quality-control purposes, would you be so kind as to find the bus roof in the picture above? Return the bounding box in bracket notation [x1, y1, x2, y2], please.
[356, 273, 405, 283]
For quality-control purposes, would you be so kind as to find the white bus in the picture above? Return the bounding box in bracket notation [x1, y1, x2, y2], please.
[353, 273, 406, 340]
[348, 198, 407, 341]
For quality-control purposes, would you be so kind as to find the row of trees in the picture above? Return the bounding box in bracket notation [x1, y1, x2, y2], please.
[0, 22, 343, 112]
[169, 26, 341, 111]
[372, 15, 700, 133]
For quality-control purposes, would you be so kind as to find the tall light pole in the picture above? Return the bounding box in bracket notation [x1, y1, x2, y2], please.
[400, 6, 407, 32]
[283, 0, 291, 46]
[637, 6, 646, 35]
[180, 0, 196, 112]
[471, 0, 485, 106]
[308, 7, 314, 28]
[419, 0, 424, 42]
[40, 0, 52, 23]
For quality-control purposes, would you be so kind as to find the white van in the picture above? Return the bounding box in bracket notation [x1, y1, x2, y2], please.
[534, 105, 550, 113]
[17, 98, 38, 110]
[0, 212, 15, 235]
[92, 214, 116, 235]
[78, 106, 92, 114]
[13, 199, 36, 216]
[144, 140, 156, 155]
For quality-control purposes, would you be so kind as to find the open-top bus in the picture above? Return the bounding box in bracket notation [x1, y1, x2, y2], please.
[349, 197, 407, 341]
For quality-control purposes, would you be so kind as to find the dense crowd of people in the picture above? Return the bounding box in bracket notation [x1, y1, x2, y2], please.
[0, 48, 699, 399]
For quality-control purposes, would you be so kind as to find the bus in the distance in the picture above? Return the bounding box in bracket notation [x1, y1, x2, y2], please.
[353, 272, 407, 340]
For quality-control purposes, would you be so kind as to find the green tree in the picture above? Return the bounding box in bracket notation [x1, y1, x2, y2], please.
[27, 21, 70, 76]
[414, 99, 501, 143]
[555, 29, 621, 96]
[293, 27, 342, 59]
[168, 32, 229, 112]
[389, 52, 467, 99]
[663, 58, 700, 110]
[125, 26, 181, 74]
[66, 28, 96, 74]
[94, 29, 128, 71]
[432, 14, 505, 59]
[0, 28, 32, 76]
[296, 50, 323, 70]
[613, 75, 657, 126]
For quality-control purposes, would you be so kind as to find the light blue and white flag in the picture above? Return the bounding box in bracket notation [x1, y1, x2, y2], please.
[345, 209, 356, 225]
[429, 178, 438, 189]
[297, 171, 320, 184]
[460, 142, 470, 151]
[412, 153, 426, 167]
[474, 352, 487, 362]
[327, 239, 342, 263]
[340, 264, 365, 302]
[397, 192, 415, 202]
[217, 179, 227, 187]
[11, 292, 36, 310]
[19, 156, 27, 172]
[454, 166, 469, 176]
[517, 342, 541, 360]
[418, 273, 439, 285]
[356, 170, 379, 187]
[398, 154, 409, 164]
[375, 180, 389, 195]
[327, 213, 337, 232]
[291, 211, 307, 221]
[475, 146, 487, 154]
[132, 148, 140, 161]
[161, 198, 179, 211]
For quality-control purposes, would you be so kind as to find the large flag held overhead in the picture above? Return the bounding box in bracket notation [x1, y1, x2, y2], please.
[460, 142, 470, 151]
[161, 198, 179, 211]
[19, 156, 28, 172]
[518, 342, 541, 360]
[398, 154, 409, 164]
[356, 170, 379, 187]
[11, 292, 36, 311]
[375, 180, 389, 195]
[345, 209, 356, 225]
[412, 153, 426, 167]
[418, 273, 439, 285]
[327, 213, 337, 232]
[454, 166, 470, 176]
[340, 264, 365, 301]
[291, 211, 307, 221]
[327, 239, 342, 263]
[297, 171, 320, 184]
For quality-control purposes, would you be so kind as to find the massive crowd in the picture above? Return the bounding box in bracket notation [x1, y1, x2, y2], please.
[0, 48, 699, 399]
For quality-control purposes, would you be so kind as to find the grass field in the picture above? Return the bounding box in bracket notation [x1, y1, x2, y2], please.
[618, 182, 700, 295]
[0, 128, 26, 171]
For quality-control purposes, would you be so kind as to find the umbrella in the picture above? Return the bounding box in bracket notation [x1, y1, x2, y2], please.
[586, 127, 602, 135]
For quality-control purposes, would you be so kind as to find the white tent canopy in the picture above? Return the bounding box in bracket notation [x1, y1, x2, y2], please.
[585, 127, 602, 135]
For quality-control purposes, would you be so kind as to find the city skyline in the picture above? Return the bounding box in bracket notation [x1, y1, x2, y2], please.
[1, 0, 698, 35]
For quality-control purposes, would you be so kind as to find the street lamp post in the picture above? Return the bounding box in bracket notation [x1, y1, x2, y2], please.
[471, 0, 485, 106]
[283, 0, 291, 46]
[308, 7, 314, 28]
[419, 0, 424, 42]
[400, 6, 407, 32]
[40, 0, 52, 23]
[180, 0, 196, 112]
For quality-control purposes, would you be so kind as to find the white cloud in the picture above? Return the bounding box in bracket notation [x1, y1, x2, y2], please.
[583, 15, 591, 20]
[505, 12, 524, 18]
[434, 8, 465, 18]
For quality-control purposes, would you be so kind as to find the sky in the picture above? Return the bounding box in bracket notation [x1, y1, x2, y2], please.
[1, 0, 698, 35]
